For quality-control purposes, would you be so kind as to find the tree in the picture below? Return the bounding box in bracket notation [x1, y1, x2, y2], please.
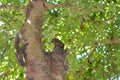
[0, 0, 120, 80]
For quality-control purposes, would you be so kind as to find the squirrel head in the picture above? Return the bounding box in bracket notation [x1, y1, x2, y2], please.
[51, 38, 64, 49]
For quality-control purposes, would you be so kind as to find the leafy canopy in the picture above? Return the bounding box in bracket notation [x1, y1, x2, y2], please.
[0, 0, 120, 80]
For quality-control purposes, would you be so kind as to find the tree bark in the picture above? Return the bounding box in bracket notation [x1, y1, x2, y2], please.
[16, 0, 68, 80]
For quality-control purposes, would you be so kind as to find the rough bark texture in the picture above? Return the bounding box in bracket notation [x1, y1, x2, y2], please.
[15, 0, 68, 80]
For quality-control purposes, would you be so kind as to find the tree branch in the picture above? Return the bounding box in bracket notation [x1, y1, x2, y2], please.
[95, 15, 116, 24]
[0, 4, 25, 10]
[44, 2, 71, 9]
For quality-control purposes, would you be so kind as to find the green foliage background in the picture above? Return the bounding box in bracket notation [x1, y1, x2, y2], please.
[0, 0, 120, 80]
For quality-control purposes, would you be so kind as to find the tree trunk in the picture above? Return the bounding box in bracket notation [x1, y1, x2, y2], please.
[15, 0, 68, 80]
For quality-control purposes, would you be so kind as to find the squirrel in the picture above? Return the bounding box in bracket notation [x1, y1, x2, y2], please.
[51, 38, 64, 54]
[14, 31, 28, 66]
